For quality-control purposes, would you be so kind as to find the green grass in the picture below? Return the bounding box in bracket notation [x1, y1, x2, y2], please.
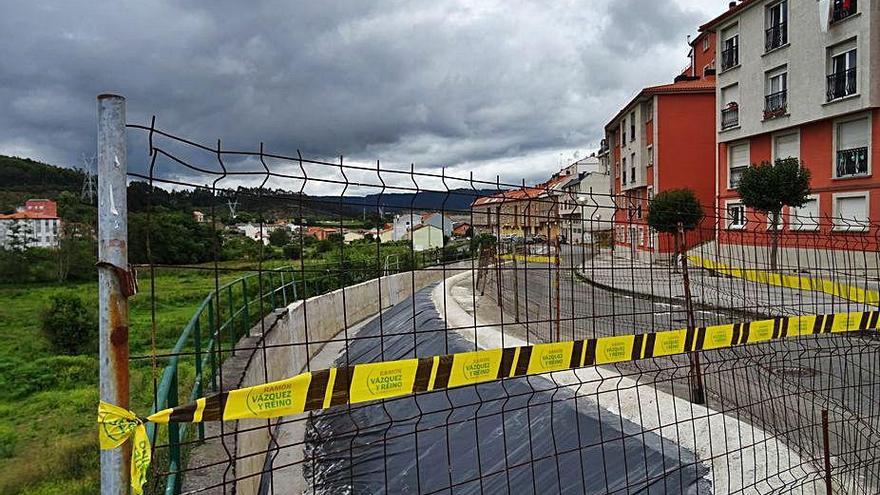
[0, 262, 270, 494]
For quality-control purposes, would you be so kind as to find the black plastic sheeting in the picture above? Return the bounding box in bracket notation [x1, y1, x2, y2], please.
[299, 286, 709, 494]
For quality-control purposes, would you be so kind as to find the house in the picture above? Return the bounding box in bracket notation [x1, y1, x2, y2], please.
[0, 199, 62, 249]
[409, 224, 444, 251]
[304, 226, 339, 241]
[392, 213, 421, 241]
[700, 0, 880, 259]
[420, 212, 454, 238]
[452, 222, 472, 238]
[557, 155, 614, 244]
[192, 210, 205, 223]
[606, 29, 718, 257]
[343, 231, 365, 244]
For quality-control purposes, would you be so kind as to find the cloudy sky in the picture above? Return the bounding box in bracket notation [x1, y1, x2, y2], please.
[0, 0, 730, 192]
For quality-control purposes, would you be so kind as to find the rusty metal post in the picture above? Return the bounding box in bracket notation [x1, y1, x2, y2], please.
[678, 222, 706, 404]
[822, 409, 832, 495]
[97, 94, 129, 495]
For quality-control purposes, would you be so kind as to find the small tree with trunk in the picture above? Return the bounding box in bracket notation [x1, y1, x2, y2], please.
[737, 158, 811, 271]
[646, 188, 704, 259]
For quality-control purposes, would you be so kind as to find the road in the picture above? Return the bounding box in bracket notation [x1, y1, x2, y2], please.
[299, 288, 708, 494]
[478, 249, 880, 494]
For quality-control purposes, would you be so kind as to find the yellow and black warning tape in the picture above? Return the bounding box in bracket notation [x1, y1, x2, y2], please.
[99, 310, 880, 494]
[689, 256, 880, 305]
[499, 253, 556, 264]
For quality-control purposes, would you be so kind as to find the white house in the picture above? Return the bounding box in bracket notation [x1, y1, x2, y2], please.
[0, 199, 61, 249]
[409, 224, 444, 251]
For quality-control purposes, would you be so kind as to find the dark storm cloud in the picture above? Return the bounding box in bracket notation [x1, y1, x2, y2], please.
[0, 0, 722, 189]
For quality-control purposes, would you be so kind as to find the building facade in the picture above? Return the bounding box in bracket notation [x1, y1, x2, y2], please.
[0, 199, 61, 249]
[557, 155, 614, 244]
[702, 0, 879, 254]
[606, 31, 718, 256]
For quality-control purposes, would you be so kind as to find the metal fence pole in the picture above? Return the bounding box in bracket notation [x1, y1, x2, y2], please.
[97, 94, 129, 495]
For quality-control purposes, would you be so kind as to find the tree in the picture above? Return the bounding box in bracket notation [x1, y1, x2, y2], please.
[646, 189, 704, 257]
[41, 294, 96, 355]
[268, 228, 292, 247]
[737, 158, 811, 271]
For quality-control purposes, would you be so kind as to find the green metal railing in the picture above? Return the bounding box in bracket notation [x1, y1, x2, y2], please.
[146, 267, 297, 495]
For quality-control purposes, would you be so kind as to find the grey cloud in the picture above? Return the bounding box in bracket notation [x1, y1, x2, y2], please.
[0, 0, 725, 189]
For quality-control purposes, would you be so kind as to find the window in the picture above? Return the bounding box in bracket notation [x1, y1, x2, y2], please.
[702, 37, 710, 52]
[727, 202, 746, 229]
[721, 26, 739, 71]
[622, 157, 627, 185]
[721, 84, 739, 130]
[827, 43, 857, 101]
[728, 141, 750, 188]
[765, 1, 788, 52]
[835, 115, 869, 177]
[765, 67, 787, 118]
[833, 193, 869, 231]
[630, 112, 636, 142]
[622, 124, 626, 144]
[630, 153, 636, 182]
[773, 132, 799, 161]
[647, 187, 654, 202]
[791, 196, 819, 231]
[615, 161, 620, 178]
[647, 146, 654, 166]
[831, 0, 858, 23]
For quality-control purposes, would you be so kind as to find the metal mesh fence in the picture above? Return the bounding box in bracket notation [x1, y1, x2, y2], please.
[123, 117, 880, 495]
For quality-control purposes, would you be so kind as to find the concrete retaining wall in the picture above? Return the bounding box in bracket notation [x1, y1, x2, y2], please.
[234, 265, 466, 495]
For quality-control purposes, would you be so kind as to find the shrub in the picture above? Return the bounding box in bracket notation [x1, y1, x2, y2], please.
[40, 295, 96, 355]
[282, 243, 302, 260]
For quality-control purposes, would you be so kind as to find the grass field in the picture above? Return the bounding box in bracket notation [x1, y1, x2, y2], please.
[0, 261, 282, 495]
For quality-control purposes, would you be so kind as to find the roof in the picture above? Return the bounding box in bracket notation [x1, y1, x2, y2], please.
[699, 0, 759, 32]
[605, 76, 716, 131]
[411, 223, 441, 232]
[0, 211, 58, 220]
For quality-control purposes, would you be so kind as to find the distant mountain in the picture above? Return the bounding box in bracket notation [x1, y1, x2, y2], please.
[316, 189, 501, 215]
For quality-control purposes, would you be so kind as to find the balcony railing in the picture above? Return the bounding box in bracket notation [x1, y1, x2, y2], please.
[765, 22, 787, 51]
[831, 0, 857, 23]
[721, 106, 739, 129]
[764, 90, 787, 119]
[721, 46, 739, 71]
[836, 147, 868, 177]
[827, 68, 857, 101]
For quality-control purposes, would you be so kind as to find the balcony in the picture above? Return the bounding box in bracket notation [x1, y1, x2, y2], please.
[765, 23, 787, 52]
[831, 0, 857, 23]
[836, 147, 868, 177]
[827, 68, 857, 101]
[763, 90, 787, 119]
[721, 46, 738, 71]
[721, 105, 739, 129]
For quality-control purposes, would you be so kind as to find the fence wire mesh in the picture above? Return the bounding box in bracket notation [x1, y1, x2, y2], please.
[125, 118, 880, 495]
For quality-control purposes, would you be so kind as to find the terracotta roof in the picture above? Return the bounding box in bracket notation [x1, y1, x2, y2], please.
[699, 0, 759, 32]
[0, 211, 58, 220]
[605, 76, 716, 131]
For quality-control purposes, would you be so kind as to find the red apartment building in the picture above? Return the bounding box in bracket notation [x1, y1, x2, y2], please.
[607, 31, 718, 257]
[702, 0, 879, 255]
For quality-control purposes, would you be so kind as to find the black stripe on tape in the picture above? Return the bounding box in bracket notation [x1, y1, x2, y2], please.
[731, 323, 741, 346]
[860, 312, 871, 330]
[329, 367, 354, 407]
[823, 314, 834, 334]
[498, 348, 516, 379]
[514, 346, 532, 376]
[695, 327, 706, 351]
[570, 341, 584, 369]
[643, 333, 656, 359]
[631, 334, 644, 361]
[201, 392, 228, 422]
[412, 358, 433, 394]
[304, 369, 331, 411]
[812, 316, 824, 335]
[871, 311, 880, 329]
[772, 319, 781, 340]
[434, 355, 454, 390]
[169, 403, 196, 423]
[740, 322, 751, 345]
[780, 318, 789, 338]
[584, 339, 597, 366]
[684, 328, 695, 351]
